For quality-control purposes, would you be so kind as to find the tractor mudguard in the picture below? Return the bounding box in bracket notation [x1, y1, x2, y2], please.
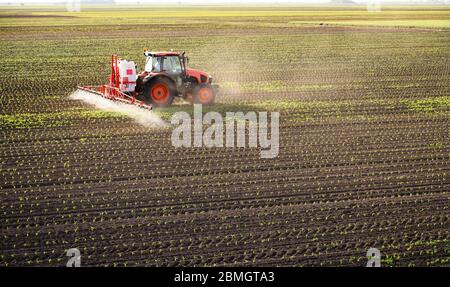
[142, 73, 173, 85]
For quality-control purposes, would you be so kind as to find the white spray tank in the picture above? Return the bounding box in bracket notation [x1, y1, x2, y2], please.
[118, 59, 137, 92]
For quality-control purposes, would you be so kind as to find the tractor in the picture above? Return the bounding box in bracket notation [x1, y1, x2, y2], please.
[137, 50, 218, 107]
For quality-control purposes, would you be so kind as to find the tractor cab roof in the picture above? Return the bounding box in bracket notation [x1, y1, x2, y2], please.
[144, 51, 181, 57]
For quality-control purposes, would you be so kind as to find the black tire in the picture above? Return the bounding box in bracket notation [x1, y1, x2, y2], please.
[144, 77, 176, 107]
[193, 83, 215, 105]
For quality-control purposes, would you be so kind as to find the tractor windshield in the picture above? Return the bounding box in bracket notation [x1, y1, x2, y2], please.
[145, 56, 162, 73]
[163, 56, 182, 74]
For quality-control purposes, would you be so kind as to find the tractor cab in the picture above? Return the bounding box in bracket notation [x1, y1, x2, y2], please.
[144, 51, 185, 76]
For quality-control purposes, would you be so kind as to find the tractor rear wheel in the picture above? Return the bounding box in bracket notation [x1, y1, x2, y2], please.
[144, 78, 175, 107]
[193, 83, 215, 105]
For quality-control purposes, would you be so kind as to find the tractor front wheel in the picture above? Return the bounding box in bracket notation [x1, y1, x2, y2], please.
[193, 83, 215, 105]
[144, 78, 175, 107]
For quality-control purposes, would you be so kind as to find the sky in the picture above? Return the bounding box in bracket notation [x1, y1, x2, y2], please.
[0, 0, 448, 4]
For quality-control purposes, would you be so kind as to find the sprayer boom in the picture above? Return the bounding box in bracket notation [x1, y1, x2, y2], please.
[77, 55, 152, 111]
[77, 85, 152, 111]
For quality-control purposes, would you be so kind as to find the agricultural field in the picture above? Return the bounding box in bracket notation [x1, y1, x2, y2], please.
[0, 5, 449, 267]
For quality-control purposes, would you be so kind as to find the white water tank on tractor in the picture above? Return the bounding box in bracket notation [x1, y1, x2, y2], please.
[118, 60, 137, 92]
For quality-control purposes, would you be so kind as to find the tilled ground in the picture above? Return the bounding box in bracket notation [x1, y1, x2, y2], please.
[0, 7, 449, 267]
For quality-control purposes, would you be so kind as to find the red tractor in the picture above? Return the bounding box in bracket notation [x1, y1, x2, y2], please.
[137, 51, 218, 107]
[78, 51, 218, 110]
